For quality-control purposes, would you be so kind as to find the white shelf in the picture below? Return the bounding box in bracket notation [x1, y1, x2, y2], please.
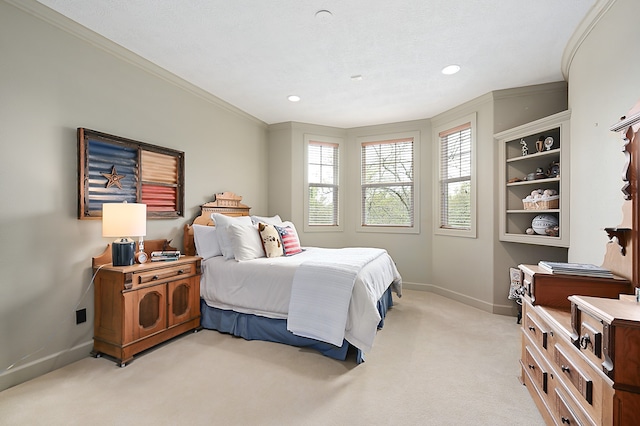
[495, 110, 570, 247]
[507, 209, 560, 214]
[507, 177, 560, 187]
[506, 148, 560, 163]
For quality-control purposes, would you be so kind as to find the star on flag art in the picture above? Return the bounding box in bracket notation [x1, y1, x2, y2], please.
[101, 165, 125, 189]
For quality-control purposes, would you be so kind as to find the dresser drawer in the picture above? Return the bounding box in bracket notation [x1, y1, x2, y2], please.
[524, 310, 550, 351]
[554, 387, 596, 426]
[554, 344, 593, 405]
[571, 303, 607, 374]
[525, 345, 549, 394]
[132, 263, 196, 288]
[577, 321, 602, 360]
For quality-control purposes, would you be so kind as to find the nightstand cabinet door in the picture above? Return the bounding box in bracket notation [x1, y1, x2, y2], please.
[131, 284, 167, 341]
[168, 276, 199, 327]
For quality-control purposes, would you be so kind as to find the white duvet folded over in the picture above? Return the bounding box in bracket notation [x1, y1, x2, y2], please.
[287, 248, 386, 349]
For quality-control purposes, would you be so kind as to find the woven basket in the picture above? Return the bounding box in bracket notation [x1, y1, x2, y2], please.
[522, 195, 559, 210]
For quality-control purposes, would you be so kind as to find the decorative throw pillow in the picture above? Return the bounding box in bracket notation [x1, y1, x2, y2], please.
[211, 213, 253, 260]
[274, 222, 302, 256]
[227, 223, 265, 261]
[258, 222, 283, 258]
[192, 224, 222, 259]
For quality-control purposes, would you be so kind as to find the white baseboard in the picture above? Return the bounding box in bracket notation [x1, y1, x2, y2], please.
[0, 340, 93, 392]
[401, 282, 519, 317]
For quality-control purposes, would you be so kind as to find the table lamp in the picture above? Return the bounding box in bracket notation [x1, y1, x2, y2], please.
[102, 202, 147, 266]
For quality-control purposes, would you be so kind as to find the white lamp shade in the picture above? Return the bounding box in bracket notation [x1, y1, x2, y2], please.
[102, 202, 147, 238]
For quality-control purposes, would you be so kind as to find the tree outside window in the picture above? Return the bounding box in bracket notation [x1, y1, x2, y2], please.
[439, 122, 472, 231]
[307, 141, 339, 226]
[361, 138, 414, 227]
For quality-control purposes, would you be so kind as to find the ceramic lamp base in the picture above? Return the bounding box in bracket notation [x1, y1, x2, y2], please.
[112, 238, 135, 266]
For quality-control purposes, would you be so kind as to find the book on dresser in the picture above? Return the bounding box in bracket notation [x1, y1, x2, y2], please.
[150, 250, 181, 261]
[537, 261, 615, 278]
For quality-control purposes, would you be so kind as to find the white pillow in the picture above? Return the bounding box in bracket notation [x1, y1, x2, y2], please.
[192, 224, 222, 259]
[227, 223, 265, 261]
[250, 214, 283, 226]
[211, 213, 253, 260]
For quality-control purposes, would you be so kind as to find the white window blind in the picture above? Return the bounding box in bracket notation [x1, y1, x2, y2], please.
[361, 138, 414, 227]
[439, 123, 471, 230]
[308, 141, 339, 226]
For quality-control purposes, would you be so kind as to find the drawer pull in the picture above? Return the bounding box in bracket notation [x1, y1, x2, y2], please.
[152, 275, 159, 280]
[561, 365, 571, 373]
[528, 326, 536, 332]
[528, 364, 535, 370]
[580, 334, 591, 350]
[178, 269, 185, 274]
[561, 417, 571, 424]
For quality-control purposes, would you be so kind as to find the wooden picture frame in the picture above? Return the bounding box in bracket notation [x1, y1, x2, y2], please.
[77, 128, 184, 219]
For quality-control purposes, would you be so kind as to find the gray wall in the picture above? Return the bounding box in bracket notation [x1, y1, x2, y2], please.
[567, 0, 640, 265]
[0, 1, 268, 391]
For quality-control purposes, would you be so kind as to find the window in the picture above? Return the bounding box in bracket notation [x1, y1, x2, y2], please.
[361, 136, 415, 228]
[304, 135, 342, 231]
[435, 113, 476, 237]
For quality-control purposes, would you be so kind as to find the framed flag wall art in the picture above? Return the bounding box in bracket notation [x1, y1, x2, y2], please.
[77, 128, 184, 220]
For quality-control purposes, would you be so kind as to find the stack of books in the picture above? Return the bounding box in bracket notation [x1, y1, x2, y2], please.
[538, 261, 614, 278]
[151, 250, 181, 262]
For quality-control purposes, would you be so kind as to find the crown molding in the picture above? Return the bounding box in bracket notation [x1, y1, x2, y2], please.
[561, 0, 617, 79]
[4, 0, 267, 128]
[492, 81, 567, 101]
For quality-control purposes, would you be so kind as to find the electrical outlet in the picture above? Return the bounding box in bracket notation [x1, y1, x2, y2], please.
[76, 308, 87, 324]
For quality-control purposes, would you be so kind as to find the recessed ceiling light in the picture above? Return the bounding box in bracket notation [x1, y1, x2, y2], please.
[315, 10, 333, 20]
[441, 65, 461, 75]
[288, 95, 301, 102]
[351, 75, 363, 81]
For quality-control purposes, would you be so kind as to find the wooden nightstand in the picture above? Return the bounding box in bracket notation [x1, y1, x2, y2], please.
[91, 246, 201, 367]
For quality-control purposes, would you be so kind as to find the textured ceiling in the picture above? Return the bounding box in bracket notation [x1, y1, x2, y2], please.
[36, 0, 596, 128]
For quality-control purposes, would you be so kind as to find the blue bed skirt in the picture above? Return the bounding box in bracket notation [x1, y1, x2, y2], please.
[199, 287, 394, 364]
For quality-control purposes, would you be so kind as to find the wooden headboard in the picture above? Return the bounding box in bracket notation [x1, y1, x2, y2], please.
[183, 192, 251, 256]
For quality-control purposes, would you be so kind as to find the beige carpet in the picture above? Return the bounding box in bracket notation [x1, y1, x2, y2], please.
[0, 290, 543, 425]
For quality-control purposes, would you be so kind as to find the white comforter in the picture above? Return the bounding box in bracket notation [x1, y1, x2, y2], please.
[200, 247, 402, 353]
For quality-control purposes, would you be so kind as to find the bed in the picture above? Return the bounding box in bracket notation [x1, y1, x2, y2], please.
[183, 192, 402, 363]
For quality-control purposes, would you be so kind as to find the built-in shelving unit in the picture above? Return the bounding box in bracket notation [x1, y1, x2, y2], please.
[496, 110, 570, 247]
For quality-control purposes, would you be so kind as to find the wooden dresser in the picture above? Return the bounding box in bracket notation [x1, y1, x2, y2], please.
[519, 268, 640, 425]
[518, 99, 640, 425]
[92, 247, 201, 367]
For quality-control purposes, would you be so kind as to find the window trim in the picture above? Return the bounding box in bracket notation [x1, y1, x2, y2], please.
[303, 134, 344, 233]
[357, 131, 420, 234]
[433, 113, 477, 238]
